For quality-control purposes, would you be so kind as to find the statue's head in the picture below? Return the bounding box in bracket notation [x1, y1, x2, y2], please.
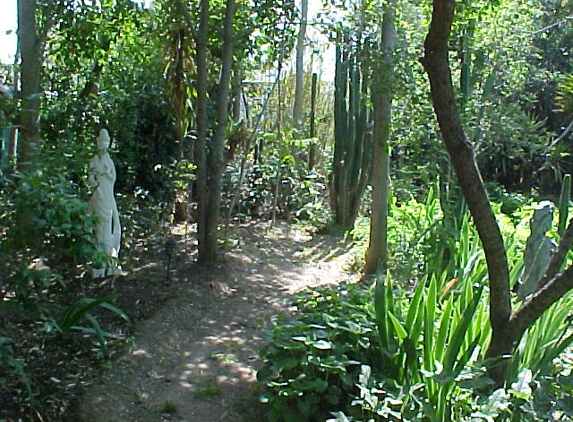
[97, 129, 111, 150]
[531, 200, 554, 233]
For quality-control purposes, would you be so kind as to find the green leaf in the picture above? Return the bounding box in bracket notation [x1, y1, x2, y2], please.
[99, 302, 131, 323]
[558, 174, 570, 237]
[374, 275, 390, 349]
[405, 279, 425, 334]
[509, 369, 533, 400]
[474, 388, 510, 420]
[58, 295, 119, 332]
[442, 287, 483, 375]
[327, 412, 351, 422]
[257, 366, 273, 382]
[313, 378, 329, 393]
[388, 311, 407, 340]
[312, 340, 332, 350]
[82, 313, 108, 358]
[434, 298, 453, 363]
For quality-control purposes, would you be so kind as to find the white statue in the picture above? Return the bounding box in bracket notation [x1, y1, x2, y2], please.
[518, 201, 557, 300]
[88, 129, 122, 277]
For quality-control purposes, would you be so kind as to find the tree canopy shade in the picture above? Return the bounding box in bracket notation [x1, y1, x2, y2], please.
[422, 0, 573, 385]
[9, 0, 573, 418]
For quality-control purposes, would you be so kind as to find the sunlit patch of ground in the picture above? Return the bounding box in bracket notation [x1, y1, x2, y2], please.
[68, 221, 357, 422]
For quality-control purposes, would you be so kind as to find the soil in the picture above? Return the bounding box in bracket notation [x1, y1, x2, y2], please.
[58, 221, 357, 422]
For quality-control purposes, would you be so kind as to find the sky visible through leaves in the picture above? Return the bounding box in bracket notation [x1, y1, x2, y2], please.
[0, 1, 335, 75]
[0, 0, 16, 64]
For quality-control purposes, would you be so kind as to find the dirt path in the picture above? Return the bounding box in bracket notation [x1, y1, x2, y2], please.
[71, 223, 356, 422]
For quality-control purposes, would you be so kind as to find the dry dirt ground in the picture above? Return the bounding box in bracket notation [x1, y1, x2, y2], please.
[67, 222, 357, 422]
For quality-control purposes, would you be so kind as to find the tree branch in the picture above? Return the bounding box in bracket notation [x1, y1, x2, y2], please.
[174, 0, 198, 40]
[421, 0, 512, 337]
[511, 265, 573, 340]
[541, 217, 573, 284]
[544, 116, 573, 153]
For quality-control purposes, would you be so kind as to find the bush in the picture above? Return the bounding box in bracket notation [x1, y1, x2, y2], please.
[0, 168, 130, 404]
[258, 283, 382, 422]
[1, 171, 99, 262]
[221, 129, 331, 225]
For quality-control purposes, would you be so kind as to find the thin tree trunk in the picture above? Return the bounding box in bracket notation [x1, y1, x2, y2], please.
[200, 0, 235, 263]
[293, 0, 307, 130]
[78, 62, 103, 100]
[9, 40, 20, 161]
[195, 0, 209, 258]
[16, 0, 65, 168]
[232, 66, 243, 121]
[17, 0, 43, 169]
[171, 27, 187, 160]
[364, 0, 397, 277]
[308, 72, 317, 170]
[226, 74, 281, 228]
[422, 0, 512, 384]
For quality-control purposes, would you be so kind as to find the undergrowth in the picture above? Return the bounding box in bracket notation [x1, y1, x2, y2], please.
[258, 188, 573, 421]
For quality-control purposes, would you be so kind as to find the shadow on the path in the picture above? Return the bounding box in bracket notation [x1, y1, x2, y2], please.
[70, 223, 356, 422]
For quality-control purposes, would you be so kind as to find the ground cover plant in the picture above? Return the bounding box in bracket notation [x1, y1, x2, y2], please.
[258, 282, 381, 422]
[257, 189, 573, 421]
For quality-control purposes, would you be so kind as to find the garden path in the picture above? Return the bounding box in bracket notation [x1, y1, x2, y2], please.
[72, 222, 356, 421]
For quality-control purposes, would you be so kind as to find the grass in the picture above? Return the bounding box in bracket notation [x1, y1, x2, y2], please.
[160, 400, 178, 414]
[194, 385, 223, 399]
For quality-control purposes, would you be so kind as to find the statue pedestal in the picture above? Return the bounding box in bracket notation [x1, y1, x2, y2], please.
[92, 266, 124, 278]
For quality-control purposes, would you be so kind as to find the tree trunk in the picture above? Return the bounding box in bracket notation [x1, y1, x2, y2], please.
[17, 0, 43, 169]
[198, 0, 235, 264]
[16, 0, 65, 168]
[364, 0, 397, 277]
[422, 0, 573, 386]
[308, 72, 317, 170]
[293, 0, 307, 131]
[422, 0, 512, 384]
[232, 66, 244, 121]
[9, 41, 20, 161]
[195, 0, 209, 261]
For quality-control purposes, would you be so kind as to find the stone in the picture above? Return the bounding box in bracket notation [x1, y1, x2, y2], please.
[88, 129, 122, 277]
[518, 200, 557, 300]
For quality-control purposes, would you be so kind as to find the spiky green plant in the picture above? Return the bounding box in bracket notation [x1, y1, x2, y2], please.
[260, 187, 573, 421]
[53, 295, 130, 358]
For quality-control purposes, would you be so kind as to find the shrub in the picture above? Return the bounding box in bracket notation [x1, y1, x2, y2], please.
[258, 283, 382, 422]
[1, 171, 100, 263]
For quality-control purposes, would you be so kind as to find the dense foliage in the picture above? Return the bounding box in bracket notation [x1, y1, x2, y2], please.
[3, 0, 573, 419]
[259, 191, 573, 421]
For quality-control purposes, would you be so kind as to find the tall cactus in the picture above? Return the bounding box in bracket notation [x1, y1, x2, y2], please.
[558, 173, 571, 237]
[329, 36, 373, 230]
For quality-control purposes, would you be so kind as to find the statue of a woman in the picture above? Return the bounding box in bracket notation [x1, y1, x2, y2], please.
[88, 129, 121, 277]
